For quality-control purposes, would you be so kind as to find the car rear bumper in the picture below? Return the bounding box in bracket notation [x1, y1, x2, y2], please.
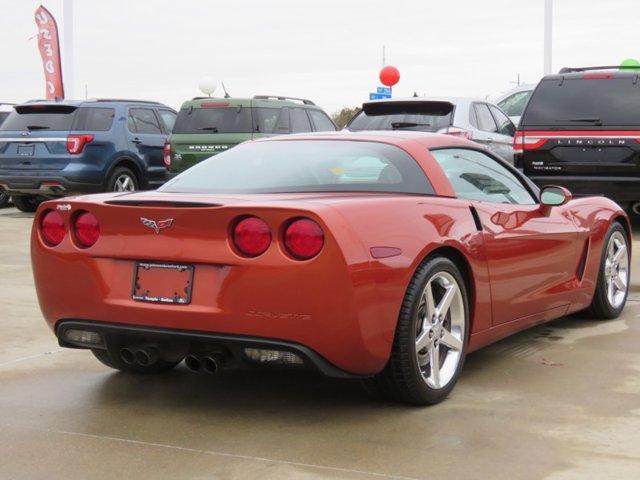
[0, 173, 102, 196]
[527, 175, 640, 204]
[56, 320, 361, 378]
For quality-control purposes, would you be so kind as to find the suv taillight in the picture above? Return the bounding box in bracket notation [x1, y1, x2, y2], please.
[443, 127, 472, 140]
[163, 141, 171, 167]
[513, 131, 547, 154]
[67, 134, 93, 154]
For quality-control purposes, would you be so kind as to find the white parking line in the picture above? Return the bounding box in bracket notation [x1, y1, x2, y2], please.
[0, 349, 63, 368]
[1, 423, 422, 480]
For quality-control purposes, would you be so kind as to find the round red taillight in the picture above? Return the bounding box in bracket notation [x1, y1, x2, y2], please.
[41, 210, 66, 246]
[233, 216, 271, 257]
[284, 218, 324, 260]
[74, 211, 100, 248]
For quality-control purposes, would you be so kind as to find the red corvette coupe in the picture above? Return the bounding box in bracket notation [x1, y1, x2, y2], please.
[31, 132, 631, 405]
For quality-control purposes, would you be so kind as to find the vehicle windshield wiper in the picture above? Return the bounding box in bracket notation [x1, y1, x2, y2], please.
[391, 122, 431, 129]
[197, 126, 219, 132]
[26, 125, 49, 130]
[558, 117, 602, 125]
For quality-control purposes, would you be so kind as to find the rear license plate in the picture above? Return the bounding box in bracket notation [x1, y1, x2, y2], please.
[132, 262, 194, 305]
[17, 144, 34, 156]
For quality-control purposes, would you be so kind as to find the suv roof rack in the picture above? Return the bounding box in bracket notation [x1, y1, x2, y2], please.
[253, 95, 316, 105]
[558, 65, 640, 73]
[90, 98, 163, 105]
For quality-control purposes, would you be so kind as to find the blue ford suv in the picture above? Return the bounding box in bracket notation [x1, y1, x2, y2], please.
[0, 99, 177, 211]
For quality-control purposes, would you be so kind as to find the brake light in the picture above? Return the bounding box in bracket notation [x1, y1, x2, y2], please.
[74, 211, 100, 248]
[582, 73, 613, 80]
[513, 131, 547, 153]
[67, 134, 93, 154]
[41, 210, 66, 246]
[443, 127, 472, 140]
[233, 217, 271, 257]
[284, 218, 324, 260]
[163, 141, 171, 167]
[201, 102, 229, 108]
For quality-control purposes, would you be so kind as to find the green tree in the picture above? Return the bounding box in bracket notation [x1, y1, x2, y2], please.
[331, 106, 360, 130]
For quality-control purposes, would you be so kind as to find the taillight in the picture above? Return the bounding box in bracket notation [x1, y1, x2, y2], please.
[74, 211, 100, 248]
[163, 141, 171, 167]
[443, 127, 472, 140]
[284, 218, 324, 260]
[40, 210, 66, 246]
[233, 217, 271, 257]
[513, 131, 547, 154]
[67, 134, 93, 154]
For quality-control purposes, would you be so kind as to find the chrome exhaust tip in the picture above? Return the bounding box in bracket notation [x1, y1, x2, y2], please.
[202, 356, 219, 374]
[632, 202, 640, 215]
[184, 355, 201, 371]
[120, 347, 135, 365]
[134, 347, 158, 367]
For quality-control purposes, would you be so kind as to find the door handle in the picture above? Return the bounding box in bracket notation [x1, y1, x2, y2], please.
[132, 137, 142, 144]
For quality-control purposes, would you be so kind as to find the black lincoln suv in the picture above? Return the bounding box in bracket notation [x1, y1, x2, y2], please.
[514, 66, 640, 214]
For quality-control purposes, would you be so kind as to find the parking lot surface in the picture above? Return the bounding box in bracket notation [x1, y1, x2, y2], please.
[0, 207, 638, 480]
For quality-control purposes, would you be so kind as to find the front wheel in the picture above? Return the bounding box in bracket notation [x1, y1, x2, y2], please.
[585, 222, 630, 319]
[367, 256, 469, 405]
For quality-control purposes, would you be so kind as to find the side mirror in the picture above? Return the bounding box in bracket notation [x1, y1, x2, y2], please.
[540, 185, 572, 214]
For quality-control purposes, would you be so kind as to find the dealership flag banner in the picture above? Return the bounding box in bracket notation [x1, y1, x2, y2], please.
[34, 5, 64, 99]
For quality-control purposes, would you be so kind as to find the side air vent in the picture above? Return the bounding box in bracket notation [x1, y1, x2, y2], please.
[469, 206, 483, 231]
[576, 238, 590, 281]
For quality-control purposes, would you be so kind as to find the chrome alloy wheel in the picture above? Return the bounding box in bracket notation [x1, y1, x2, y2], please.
[415, 271, 465, 389]
[604, 231, 629, 309]
[113, 174, 136, 192]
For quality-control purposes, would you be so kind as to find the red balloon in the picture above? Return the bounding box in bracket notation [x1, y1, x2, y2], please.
[379, 66, 400, 87]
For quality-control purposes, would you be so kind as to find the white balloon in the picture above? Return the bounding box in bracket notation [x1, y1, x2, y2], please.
[198, 77, 217, 96]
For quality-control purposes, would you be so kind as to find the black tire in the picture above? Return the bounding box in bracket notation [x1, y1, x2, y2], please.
[584, 222, 630, 319]
[11, 195, 42, 213]
[366, 256, 469, 405]
[106, 166, 138, 193]
[91, 347, 181, 374]
[0, 188, 9, 208]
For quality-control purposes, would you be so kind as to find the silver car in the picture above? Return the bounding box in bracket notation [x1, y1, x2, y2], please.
[495, 84, 535, 126]
[346, 97, 516, 163]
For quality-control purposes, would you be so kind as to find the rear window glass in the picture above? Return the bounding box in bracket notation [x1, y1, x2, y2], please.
[173, 105, 252, 134]
[348, 102, 452, 132]
[0, 105, 77, 131]
[522, 77, 640, 127]
[161, 140, 434, 195]
[0, 105, 115, 131]
[73, 107, 115, 131]
[497, 90, 532, 117]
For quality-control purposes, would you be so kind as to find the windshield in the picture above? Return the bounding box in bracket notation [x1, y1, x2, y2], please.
[173, 105, 252, 134]
[348, 111, 452, 132]
[522, 77, 640, 127]
[160, 140, 434, 195]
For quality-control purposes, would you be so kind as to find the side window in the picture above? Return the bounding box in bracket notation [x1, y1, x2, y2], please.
[127, 112, 137, 133]
[497, 90, 532, 117]
[308, 109, 336, 132]
[468, 105, 478, 128]
[431, 148, 535, 205]
[489, 105, 516, 137]
[290, 108, 312, 133]
[474, 104, 498, 133]
[129, 108, 162, 134]
[158, 109, 177, 133]
[74, 107, 115, 131]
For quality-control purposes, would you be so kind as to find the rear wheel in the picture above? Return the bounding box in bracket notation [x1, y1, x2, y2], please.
[585, 222, 630, 319]
[107, 167, 138, 193]
[11, 195, 43, 213]
[91, 347, 181, 374]
[0, 188, 9, 208]
[366, 256, 469, 405]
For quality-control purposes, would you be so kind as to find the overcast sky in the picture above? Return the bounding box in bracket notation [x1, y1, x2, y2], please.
[1, 0, 639, 113]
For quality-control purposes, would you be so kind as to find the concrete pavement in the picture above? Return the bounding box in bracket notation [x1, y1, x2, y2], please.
[0, 207, 638, 480]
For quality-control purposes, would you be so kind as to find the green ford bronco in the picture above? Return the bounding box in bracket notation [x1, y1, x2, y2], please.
[165, 95, 337, 174]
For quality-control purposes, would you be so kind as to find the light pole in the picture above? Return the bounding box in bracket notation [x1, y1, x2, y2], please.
[543, 0, 553, 75]
[63, 0, 74, 98]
